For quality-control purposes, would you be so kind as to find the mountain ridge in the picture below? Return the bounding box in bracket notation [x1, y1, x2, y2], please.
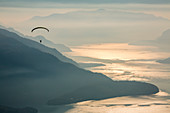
[0, 28, 78, 66]
[0, 28, 159, 108]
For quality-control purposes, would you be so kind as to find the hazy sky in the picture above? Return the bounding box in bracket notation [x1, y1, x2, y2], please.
[0, 0, 170, 45]
[1, 0, 170, 6]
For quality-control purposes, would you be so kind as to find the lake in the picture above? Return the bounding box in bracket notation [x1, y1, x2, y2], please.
[50, 43, 170, 113]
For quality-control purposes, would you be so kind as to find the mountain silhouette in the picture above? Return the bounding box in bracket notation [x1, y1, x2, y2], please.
[0, 28, 159, 107]
[26, 35, 72, 52]
[129, 28, 170, 52]
[0, 105, 38, 113]
[0, 25, 72, 52]
[0, 28, 78, 66]
[157, 57, 170, 64]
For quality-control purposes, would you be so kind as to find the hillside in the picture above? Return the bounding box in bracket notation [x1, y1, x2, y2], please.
[0, 29, 159, 107]
[0, 28, 78, 66]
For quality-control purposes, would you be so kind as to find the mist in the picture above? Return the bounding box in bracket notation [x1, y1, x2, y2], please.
[0, 4, 170, 45]
[0, 1, 170, 113]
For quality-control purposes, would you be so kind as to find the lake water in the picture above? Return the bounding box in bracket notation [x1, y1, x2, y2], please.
[51, 43, 170, 113]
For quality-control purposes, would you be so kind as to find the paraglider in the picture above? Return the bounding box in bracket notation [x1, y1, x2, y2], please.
[31, 27, 49, 32]
[31, 27, 49, 43]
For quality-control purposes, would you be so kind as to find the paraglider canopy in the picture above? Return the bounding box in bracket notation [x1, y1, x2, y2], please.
[31, 27, 49, 32]
[31, 27, 49, 44]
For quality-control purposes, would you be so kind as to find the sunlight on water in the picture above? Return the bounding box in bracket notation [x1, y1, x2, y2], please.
[61, 43, 170, 113]
[67, 43, 170, 60]
[65, 43, 170, 81]
[60, 92, 170, 113]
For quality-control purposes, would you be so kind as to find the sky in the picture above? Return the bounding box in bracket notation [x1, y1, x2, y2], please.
[1, 0, 170, 5]
[0, 0, 170, 45]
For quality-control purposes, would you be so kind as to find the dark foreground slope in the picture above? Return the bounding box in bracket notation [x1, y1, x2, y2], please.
[0, 25, 72, 52]
[26, 35, 72, 52]
[0, 105, 38, 113]
[0, 30, 159, 107]
[0, 28, 78, 66]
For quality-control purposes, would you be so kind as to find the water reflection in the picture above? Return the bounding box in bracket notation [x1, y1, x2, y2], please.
[56, 92, 170, 113]
[67, 43, 170, 60]
[65, 43, 170, 81]
[62, 43, 170, 113]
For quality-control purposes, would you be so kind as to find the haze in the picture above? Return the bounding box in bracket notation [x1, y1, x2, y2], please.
[0, 0, 170, 113]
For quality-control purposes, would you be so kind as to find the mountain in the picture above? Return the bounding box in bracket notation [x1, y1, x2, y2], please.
[25, 35, 72, 52]
[157, 29, 170, 44]
[0, 105, 38, 113]
[0, 25, 72, 52]
[157, 57, 170, 64]
[27, 9, 170, 45]
[0, 25, 24, 37]
[0, 28, 78, 66]
[129, 28, 170, 51]
[31, 9, 169, 22]
[0, 29, 159, 107]
[47, 81, 159, 105]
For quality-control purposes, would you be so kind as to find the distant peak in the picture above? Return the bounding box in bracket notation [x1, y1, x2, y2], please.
[35, 35, 46, 39]
[97, 9, 105, 12]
